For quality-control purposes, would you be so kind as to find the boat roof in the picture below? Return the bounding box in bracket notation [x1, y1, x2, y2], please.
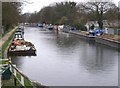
[15, 32, 23, 35]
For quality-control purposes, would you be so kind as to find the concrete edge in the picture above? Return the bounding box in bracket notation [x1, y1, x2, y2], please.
[95, 37, 120, 50]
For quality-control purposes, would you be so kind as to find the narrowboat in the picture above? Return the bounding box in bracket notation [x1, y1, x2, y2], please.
[14, 32, 24, 40]
[8, 40, 36, 56]
[47, 25, 53, 30]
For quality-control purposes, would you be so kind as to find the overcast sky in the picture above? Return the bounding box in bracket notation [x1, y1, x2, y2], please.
[22, 0, 119, 13]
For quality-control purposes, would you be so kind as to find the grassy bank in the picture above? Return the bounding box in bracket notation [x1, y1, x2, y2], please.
[2, 74, 21, 87]
[2, 29, 16, 58]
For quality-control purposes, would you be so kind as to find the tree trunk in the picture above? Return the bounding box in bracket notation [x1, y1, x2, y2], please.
[96, 5, 103, 30]
[98, 21, 103, 29]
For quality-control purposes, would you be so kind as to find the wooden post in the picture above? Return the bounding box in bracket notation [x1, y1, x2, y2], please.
[14, 65, 17, 86]
[9, 61, 12, 71]
[14, 65, 16, 77]
[21, 75, 24, 86]
[14, 78, 17, 86]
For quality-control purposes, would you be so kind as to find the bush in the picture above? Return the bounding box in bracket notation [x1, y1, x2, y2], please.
[73, 23, 87, 31]
[72, 19, 87, 31]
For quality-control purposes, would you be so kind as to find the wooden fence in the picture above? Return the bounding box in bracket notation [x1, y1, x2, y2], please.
[1, 58, 44, 88]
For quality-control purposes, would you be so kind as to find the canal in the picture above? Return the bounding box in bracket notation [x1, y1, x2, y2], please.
[11, 27, 118, 86]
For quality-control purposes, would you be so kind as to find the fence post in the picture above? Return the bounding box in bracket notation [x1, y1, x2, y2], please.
[14, 78, 17, 86]
[9, 61, 12, 71]
[21, 75, 24, 86]
[13, 65, 17, 86]
[14, 65, 16, 77]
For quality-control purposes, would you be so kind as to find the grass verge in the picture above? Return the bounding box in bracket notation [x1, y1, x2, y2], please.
[2, 30, 16, 58]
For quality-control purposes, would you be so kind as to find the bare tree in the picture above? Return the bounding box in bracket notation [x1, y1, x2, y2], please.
[78, 1, 117, 29]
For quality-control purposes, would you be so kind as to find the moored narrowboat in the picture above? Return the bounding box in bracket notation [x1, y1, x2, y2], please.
[8, 40, 36, 56]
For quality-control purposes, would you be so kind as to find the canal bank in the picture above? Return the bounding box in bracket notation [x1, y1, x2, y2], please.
[0, 28, 16, 58]
[64, 30, 120, 50]
[1, 27, 45, 88]
[0, 28, 17, 47]
[95, 36, 120, 50]
[1, 27, 17, 87]
[69, 31, 95, 41]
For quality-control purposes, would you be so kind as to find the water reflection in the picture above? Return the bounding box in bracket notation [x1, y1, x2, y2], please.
[11, 27, 118, 86]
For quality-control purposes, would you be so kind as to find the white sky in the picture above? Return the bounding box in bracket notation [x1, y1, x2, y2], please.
[22, 0, 120, 13]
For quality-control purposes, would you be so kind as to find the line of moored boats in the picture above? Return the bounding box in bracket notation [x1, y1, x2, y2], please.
[8, 26, 36, 56]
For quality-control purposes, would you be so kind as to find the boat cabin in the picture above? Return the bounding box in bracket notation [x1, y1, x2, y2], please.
[14, 32, 24, 40]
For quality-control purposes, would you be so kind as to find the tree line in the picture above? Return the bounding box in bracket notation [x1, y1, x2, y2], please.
[2, 2, 22, 33]
[21, 1, 119, 30]
[2, 1, 119, 32]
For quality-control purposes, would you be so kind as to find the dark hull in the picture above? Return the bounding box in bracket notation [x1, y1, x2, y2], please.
[48, 28, 53, 30]
[8, 50, 36, 56]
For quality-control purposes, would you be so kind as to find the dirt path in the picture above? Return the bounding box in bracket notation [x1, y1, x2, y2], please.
[0, 29, 16, 48]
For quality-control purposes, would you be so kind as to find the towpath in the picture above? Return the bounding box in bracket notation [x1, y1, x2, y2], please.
[0, 28, 16, 48]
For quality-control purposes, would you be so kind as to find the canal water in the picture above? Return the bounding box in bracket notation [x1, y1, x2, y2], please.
[11, 27, 118, 86]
